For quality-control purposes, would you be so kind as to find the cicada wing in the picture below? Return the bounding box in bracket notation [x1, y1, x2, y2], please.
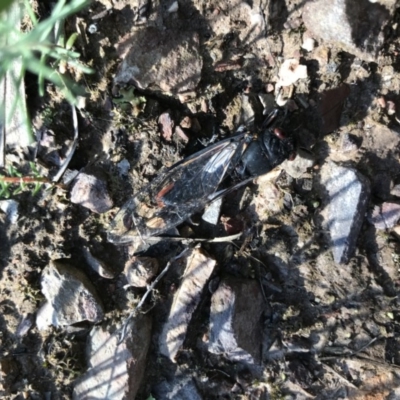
[108, 134, 247, 243]
[154, 135, 246, 206]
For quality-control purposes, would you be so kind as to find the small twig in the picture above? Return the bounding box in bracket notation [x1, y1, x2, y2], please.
[135, 232, 243, 244]
[118, 247, 190, 344]
[0, 176, 49, 184]
[319, 336, 381, 362]
[52, 104, 79, 182]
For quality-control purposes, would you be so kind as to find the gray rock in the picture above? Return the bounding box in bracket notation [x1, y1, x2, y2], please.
[116, 159, 130, 176]
[159, 248, 216, 361]
[281, 148, 315, 179]
[123, 256, 159, 288]
[320, 162, 370, 264]
[153, 375, 202, 400]
[73, 315, 152, 400]
[0, 199, 19, 223]
[38, 260, 104, 329]
[115, 28, 202, 95]
[369, 202, 400, 230]
[303, 0, 395, 62]
[208, 277, 264, 365]
[70, 173, 113, 213]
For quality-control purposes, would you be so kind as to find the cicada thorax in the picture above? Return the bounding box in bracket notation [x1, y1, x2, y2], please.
[237, 127, 292, 178]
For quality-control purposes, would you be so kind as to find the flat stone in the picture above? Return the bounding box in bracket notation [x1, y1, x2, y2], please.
[123, 256, 159, 288]
[73, 315, 152, 400]
[320, 162, 370, 264]
[303, 0, 395, 62]
[70, 173, 113, 213]
[39, 260, 104, 328]
[115, 27, 202, 95]
[208, 277, 264, 365]
[159, 248, 216, 361]
[369, 202, 400, 230]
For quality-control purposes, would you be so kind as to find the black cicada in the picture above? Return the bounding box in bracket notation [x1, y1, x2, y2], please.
[108, 109, 295, 244]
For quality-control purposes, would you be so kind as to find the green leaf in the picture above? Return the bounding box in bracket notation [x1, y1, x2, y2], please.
[0, 0, 15, 14]
[32, 182, 42, 196]
[13, 186, 23, 195]
[0, 181, 11, 198]
[66, 32, 79, 50]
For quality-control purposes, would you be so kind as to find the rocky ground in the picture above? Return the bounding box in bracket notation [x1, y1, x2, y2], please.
[2, 0, 400, 399]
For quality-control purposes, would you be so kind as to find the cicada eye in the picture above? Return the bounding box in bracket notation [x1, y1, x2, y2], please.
[273, 128, 286, 140]
[123, 213, 133, 229]
[288, 152, 297, 161]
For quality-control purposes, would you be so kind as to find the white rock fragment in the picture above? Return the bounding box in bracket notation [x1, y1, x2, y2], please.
[0, 199, 19, 223]
[168, 1, 178, 12]
[36, 302, 57, 331]
[159, 248, 216, 361]
[320, 162, 370, 264]
[38, 260, 104, 329]
[88, 23, 97, 34]
[302, 37, 316, 52]
[277, 59, 308, 87]
[202, 197, 223, 225]
[73, 316, 152, 400]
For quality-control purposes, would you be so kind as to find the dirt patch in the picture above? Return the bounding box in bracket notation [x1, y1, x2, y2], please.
[2, 0, 400, 399]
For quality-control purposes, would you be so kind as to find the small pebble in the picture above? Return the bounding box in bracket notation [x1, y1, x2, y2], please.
[117, 159, 130, 176]
[301, 37, 315, 52]
[88, 24, 97, 34]
[278, 59, 308, 87]
[377, 96, 386, 109]
[158, 112, 174, 141]
[70, 173, 113, 213]
[386, 100, 396, 116]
